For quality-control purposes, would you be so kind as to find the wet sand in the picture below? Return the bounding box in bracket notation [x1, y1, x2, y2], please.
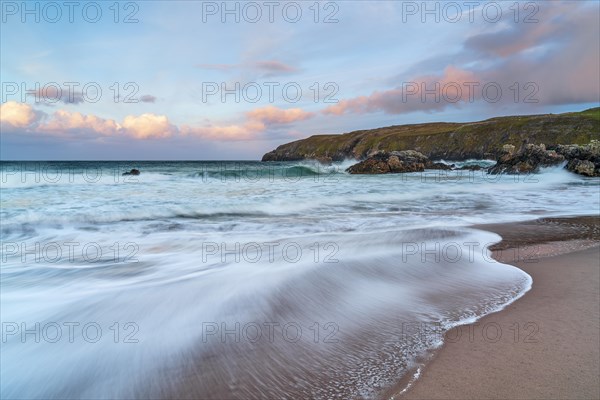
[400, 216, 600, 399]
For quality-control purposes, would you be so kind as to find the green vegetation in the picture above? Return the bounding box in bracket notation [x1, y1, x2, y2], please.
[262, 108, 600, 161]
[575, 107, 600, 121]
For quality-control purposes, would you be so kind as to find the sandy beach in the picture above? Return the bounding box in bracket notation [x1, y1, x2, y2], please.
[400, 216, 600, 400]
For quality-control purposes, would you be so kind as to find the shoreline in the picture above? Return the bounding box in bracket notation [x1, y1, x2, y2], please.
[396, 215, 600, 399]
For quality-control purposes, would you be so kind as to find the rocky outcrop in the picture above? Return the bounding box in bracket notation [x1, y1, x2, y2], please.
[346, 150, 451, 174]
[347, 157, 394, 174]
[557, 141, 600, 177]
[488, 141, 600, 177]
[567, 159, 596, 176]
[345, 141, 600, 177]
[123, 169, 140, 176]
[488, 144, 565, 174]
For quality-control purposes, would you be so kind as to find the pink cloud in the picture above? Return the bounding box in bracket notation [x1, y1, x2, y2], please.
[246, 105, 314, 125]
[464, 1, 583, 58]
[4, 107, 177, 140]
[322, 2, 599, 117]
[181, 120, 265, 141]
[181, 106, 314, 141]
[122, 114, 177, 139]
[0, 102, 43, 128]
[39, 110, 120, 136]
[2, 103, 313, 142]
[323, 66, 479, 116]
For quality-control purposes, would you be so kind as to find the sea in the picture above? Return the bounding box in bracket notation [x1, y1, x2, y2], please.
[1, 160, 598, 399]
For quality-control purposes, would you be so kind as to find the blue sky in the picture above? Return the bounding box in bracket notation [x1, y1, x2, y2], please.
[1, 0, 599, 159]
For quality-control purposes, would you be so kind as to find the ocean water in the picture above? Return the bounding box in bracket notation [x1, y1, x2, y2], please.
[1, 161, 598, 399]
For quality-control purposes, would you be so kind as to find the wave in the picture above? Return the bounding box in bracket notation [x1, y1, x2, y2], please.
[0, 227, 532, 399]
[435, 159, 497, 168]
[0, 161, 351, 189]
[185, 162, 351, 181]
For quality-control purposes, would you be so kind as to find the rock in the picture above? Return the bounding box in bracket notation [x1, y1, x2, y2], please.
[347, 158, 391, 174]
[391, 150, 428, 163]
[345, 141, 600, 176]
[488, 144, 565, 174]
[346, 150, 466, 174]
[346, 150, 428, 174]
[555, 140, 600, 176]
[458, 165, 483, 171]
[387, 155, 402, 171]
[567, 159, 596, 177]
[555, 140, 599, 161]
[394, 162, 425, 173]
[426, 162, 453, 170]
[489, 141, 600, 177]
[502, 144, 516, 155]
[498, 144, 517, 162]
[123, 169, 140, 176]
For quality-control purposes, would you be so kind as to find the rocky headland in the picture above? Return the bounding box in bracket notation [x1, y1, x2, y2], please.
[262, 108, 600, 177]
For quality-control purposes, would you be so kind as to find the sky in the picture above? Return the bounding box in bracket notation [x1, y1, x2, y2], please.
[1, 0, 599, 160]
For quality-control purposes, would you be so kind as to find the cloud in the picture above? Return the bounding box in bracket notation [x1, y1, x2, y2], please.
[181, 120, 265, 141]
[25, 85, 86, 105]
[2, 103, 311, 142]
[253, 60, 298, 75]
[121, 114, 178, 139]
[324, 2, 600, 116]
[140, 95, 157, 103]
[463, 1, 577, 58]
[2, 105, 177, 140]
[246, 105, 314, 124]
[467, 2, 599, 106]
[323, 66, 479, 115]
[38, 110, 121, 136]
[181, 106, 313, 141]
[195, 60, 298, 77]
[0, 102, 43, 128]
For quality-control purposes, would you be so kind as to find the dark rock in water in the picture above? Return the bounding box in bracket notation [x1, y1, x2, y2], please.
[347, 158, 392, 174]
[488, 141, 600, 177]
[346, 150, 428, 174]
[500, 144, 516, 159]
[488, 144, 565, 174]
[123, 169, 140, 176]
[555, 142, 600, 176]
[567, 159, 596, 177]
[458, 165, 483, 171]
[555, 143, 597, 161]
[346, 150, 466, 174]
[345, 140, 600, 176]
[426, 162, 453, 170]
[392, 150, 429, 164]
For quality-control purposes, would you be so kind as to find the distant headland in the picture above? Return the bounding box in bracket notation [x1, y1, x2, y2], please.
[262, 108, 600, 163]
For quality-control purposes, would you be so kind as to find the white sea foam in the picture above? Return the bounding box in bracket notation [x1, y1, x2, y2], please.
[0, 161, 597, 399]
